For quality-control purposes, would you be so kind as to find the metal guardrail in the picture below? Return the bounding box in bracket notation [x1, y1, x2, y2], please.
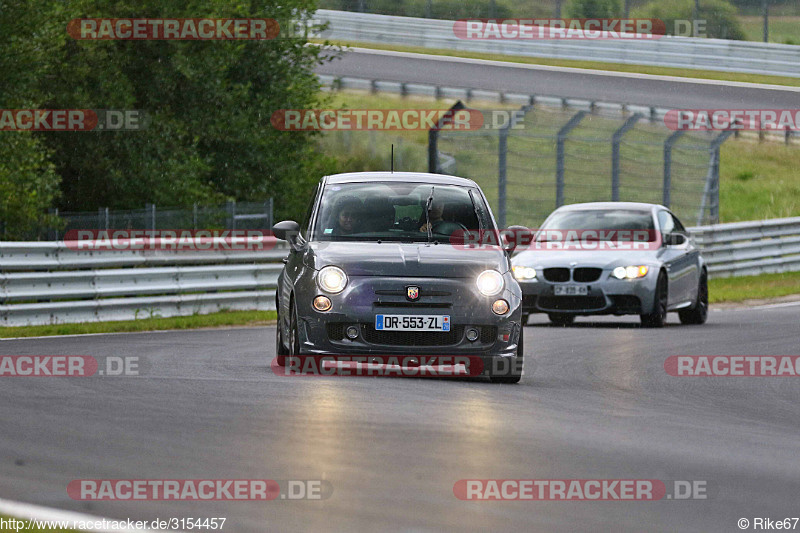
[314, 10, 800, 78]
[1, 217, 798, 326]
[0, 240, 288, 327]
[690, 216, 800, 278]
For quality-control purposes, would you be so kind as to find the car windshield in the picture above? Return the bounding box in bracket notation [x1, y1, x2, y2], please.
[312, 182, 492, 243]
[539, 209, 656, 241]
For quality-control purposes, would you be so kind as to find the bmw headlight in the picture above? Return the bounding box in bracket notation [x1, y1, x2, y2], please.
[317, 266, 347, 293]
[477, 270, 505, 296]
[612, 265, 649, 280]
[513, 266, 537, 281]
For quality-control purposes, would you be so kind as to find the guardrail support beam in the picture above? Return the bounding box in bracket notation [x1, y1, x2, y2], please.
[611, 113, 642, 202]
[556, 111, 587, 208]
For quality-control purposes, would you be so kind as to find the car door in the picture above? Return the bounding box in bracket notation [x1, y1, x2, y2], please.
[669, 212, 700, 306]
[657, 210, 697, 307]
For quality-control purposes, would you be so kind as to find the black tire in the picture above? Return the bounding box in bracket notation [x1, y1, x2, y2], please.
[276, 295, 289, 367]
[641, 271, 668, 328]
[289, 300, 301, 356]
[548, 313, 575, 327]
[679, 271, 708, 325]
[490, 328, 523, 384]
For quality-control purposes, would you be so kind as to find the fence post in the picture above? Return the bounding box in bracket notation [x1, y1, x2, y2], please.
[498, 126, 508, 228]
[698, 131, 733, 225]
[611, 113, 642, 201]
[663, 130, 686, 208]
[146, 203, 156, 231]
[556, 111, 587, 208]
[227, 200, 236, 230]
[268, 198, 274, 229]
[428, 101, 466, 174]
[192, 203, 198, 230]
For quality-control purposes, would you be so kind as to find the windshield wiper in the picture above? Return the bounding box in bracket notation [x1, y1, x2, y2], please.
[424, 186, 434, 244]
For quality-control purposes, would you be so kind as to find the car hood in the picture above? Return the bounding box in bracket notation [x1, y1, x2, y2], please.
[306, 241, 509, 277]
[511, 248, 663, 270]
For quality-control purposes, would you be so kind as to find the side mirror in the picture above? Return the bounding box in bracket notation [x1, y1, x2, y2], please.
[664, 233, 687, 246]
[272, 220, 302, 250]
[503, 225, 532, 255]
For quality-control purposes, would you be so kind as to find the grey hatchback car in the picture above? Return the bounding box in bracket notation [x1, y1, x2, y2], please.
[272, 172, 524, 383]
[511, 202, 708, 327]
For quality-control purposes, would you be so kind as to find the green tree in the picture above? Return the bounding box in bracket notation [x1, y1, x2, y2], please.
[0, 1, 62, 239]
[566, 0, 623, 18]
[35, 0, 336, 222]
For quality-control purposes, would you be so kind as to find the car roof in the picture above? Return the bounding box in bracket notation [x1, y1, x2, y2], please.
[323, 172, 478, 187]
[555, 202, 665, 212]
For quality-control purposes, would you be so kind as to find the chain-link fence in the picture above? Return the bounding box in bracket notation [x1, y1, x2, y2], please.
[431, 103, 730, 228]
[41, 200, 273, 241]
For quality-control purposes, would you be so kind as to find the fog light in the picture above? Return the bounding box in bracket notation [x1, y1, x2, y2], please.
[492, 299, 510, 315]
[346, 326, 359, 339]
[313, 295, 332, 311]
[466, 328, 479, 342]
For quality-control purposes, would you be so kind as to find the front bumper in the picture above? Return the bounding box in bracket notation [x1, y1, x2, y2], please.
[517, 270, 657, 315]
[294, 274, 522, 362]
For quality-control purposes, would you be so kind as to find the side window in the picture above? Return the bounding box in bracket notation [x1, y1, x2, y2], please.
[657, 211, 674, 236]
[671, 214, 686, 234]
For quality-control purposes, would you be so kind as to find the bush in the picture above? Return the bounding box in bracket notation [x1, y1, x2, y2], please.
[632, 0, 747, 40]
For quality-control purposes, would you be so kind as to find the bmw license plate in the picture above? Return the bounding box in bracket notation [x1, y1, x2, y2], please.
[375, 315, 450, 332]
[554, 285, 588, 296]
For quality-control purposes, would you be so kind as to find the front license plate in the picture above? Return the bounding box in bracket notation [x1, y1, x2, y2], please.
[375, 315, 450, 332]
[554, 285, 588, 296]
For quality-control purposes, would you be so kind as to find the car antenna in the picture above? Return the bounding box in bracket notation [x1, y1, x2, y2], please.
[391, 144, 394, 173]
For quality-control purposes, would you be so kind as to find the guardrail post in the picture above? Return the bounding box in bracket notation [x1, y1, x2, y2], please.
[611, 113, 642, 201]
[192, 203, 198, 230]
[663, 130, 685, 208]
[556, 111, 587, 208]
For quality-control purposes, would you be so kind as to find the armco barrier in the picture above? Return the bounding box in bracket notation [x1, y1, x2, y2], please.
[1, 217, 799, 326]
[0, 239, 288, 327]
[313, 10, 800, 78]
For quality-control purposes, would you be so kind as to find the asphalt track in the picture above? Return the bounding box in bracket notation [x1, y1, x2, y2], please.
[2, 304, 800, 532]
[316, 48, 800, 109]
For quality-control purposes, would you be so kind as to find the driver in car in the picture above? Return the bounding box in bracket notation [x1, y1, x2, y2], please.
[331, 197, 362, 235]
[419, 199, 466, 235]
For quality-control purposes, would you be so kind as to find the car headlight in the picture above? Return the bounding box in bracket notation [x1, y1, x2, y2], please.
[317, 266, 347, 293]
[612, 265, 649, 280]
[513, 266, 537, 281]
[477, 270, 505, 296]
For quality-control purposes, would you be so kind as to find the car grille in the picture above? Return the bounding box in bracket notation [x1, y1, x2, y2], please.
[479, 326, 498, 344]
[573, 267, 602, 282]
[361, 324, 464, 346]
[543, 268, 571, 282]
[538, 296, 606, 311]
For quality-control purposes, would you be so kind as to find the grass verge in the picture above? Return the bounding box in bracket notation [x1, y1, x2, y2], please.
[316, 39, 800, 88]
[0, 310, 277, 339]
[709, 271, 800, 303]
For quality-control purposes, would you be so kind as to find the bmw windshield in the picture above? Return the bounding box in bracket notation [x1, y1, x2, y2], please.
[312, 182, 493, 243]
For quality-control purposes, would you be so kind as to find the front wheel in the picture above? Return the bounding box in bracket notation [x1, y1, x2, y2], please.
[679, 271, 708, 325]
[490, 329, 523, 384]
[641, 271, 668, 328]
